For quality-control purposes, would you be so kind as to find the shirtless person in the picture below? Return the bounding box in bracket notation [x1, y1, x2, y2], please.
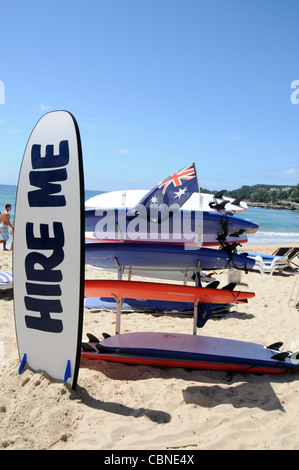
[0, 204, 13, 251]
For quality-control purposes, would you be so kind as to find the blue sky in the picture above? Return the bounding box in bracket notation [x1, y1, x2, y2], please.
[1, 0, 299, 191]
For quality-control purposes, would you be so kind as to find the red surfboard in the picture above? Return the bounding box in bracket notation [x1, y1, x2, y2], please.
[84, 279, 255, 304]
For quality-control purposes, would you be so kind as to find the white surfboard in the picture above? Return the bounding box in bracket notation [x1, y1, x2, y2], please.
[85, 189, 248, 213]
[13, 111, 84, 389]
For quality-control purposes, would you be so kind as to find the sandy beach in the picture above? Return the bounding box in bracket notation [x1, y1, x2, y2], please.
[0, 243, 299, 450]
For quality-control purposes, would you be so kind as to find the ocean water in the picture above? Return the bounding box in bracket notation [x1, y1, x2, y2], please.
[0, 185, 101, 222]
[235, 206, 299, 245]
[0, 185, 298, 248]
[0, 186, 102, 250]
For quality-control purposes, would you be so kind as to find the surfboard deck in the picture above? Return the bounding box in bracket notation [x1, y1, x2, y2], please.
[85, 242, 256, 271]
[81, 332, 299, 374]
[84, 207, 258, 246]
[85, 189, 248, 213]
[84, 279, 255, 304]
[13, 111, 85, 389]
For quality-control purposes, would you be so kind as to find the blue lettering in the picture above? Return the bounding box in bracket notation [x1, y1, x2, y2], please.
[24, 296, 63, 333]
[31, 140, 69, 169]
[25, 250, 64, 282]
[23, 138, 70, 334]
[24, 222, 65, 333]
[28, 168, 67, 207]
[25, 223, 64, 282]
[26, 282, 61, 296]
[26, 222, 64, 250]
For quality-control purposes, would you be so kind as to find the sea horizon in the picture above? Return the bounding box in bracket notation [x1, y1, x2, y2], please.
[0, 184, 298, 247]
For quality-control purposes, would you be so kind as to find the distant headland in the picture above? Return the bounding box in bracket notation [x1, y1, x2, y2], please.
[201, 184, 299, 211]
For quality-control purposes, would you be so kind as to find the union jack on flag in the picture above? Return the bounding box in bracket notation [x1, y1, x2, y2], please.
[158, 163, 197, 195]
[126, 162, 199, 222]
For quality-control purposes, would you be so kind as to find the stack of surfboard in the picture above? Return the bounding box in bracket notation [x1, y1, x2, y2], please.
[84, 189, 258, 276]
[85, 189, 258, 247]
[81, 331, 299, 375]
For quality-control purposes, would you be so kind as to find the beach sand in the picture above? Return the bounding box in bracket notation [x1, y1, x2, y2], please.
[1, 243, 299, 450]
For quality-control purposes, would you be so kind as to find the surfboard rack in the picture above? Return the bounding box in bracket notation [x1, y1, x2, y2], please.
[192, 261, 201, 335]
[111, 256, 204, 337]
[113, 256, 125, 334]
[84, 255, 255, 339]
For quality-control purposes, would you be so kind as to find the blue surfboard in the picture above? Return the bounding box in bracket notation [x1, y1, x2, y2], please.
[85, 241, 255, 271]
[85, 207, 258, 245]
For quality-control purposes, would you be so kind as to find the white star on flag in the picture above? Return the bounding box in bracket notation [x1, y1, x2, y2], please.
[174, 187, 187, 199]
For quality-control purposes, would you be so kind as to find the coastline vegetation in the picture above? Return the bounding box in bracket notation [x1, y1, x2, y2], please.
[201, 184, 299, 210]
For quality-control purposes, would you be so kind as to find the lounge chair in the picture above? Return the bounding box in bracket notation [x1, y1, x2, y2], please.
[0, 271, 12, 289]
[287, 247, 299, 269]
[238, 250, 288, 276]
[272, 247, 293, 257]
[253, 255, 288, 276]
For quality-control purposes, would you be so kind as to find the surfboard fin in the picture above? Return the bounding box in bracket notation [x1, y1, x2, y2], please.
[267, 342, 283, 351]
[102, 332, 111, 339]
[205, 281, 220, 289]
[231, 196, 243, 205]
[214, 189, 227, 198]
[218, 200, 229, 210]
[81, 342, 97, 352]
[96, 343, 114, 354]
[209, 200, 229, 211]
[271, 352, 289, 361]
[64, 360, 72, 383]
[18, 353, 27, 374]
[87, 333, 100, 343]
[222, 282, 237, 291]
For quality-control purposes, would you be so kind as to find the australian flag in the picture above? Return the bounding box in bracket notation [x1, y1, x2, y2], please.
[126, 162, 199, 223]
